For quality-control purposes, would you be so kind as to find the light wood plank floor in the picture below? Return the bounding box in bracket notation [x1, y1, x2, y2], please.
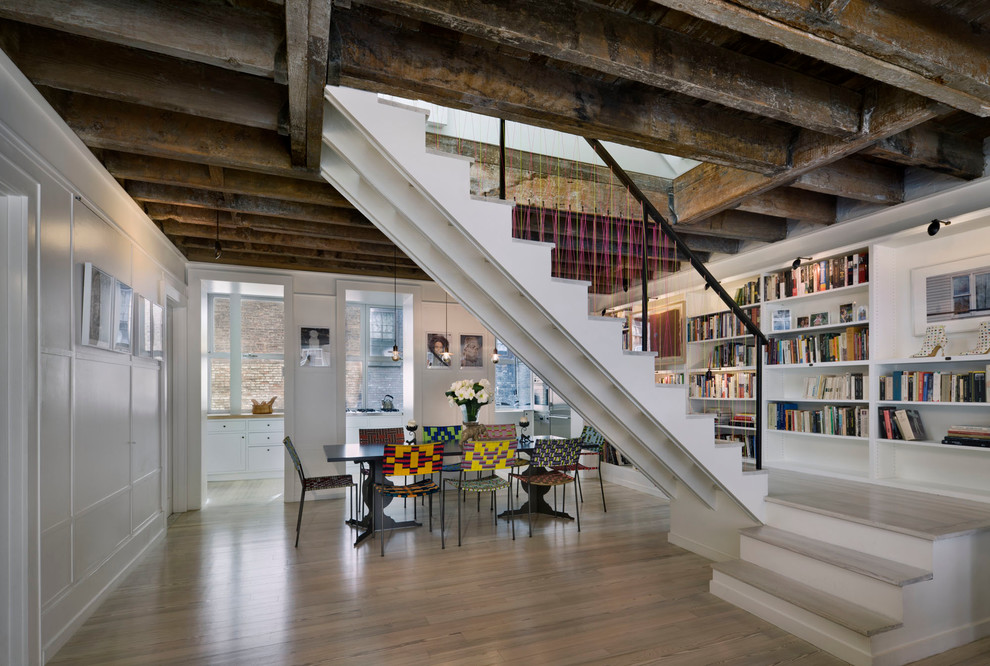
[51, 480, 990, 665]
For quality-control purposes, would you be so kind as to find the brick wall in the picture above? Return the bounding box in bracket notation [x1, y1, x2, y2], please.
[209, 296, 284, 412]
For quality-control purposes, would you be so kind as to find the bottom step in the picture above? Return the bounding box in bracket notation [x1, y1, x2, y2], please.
[711, 560, 902, 666]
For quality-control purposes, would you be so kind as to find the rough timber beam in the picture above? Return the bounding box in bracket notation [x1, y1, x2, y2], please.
[41, 89, 320, 181]
[178, 245, 428, 278]
[791, 159, 904, 204]
[0, 0, 284, 79]
[0, 21, 285, 131]
[672, 86, 939, 222]
[361, 0, 862, 136]
[863, 127, 984, 180]
[284, 0, 333, 168]
[673, 210, 788, 243]
[104, 153, 351, 208]
[734, 188, 835, 225]
[329, 7, 792, 174]
[647, 0, 990, 117]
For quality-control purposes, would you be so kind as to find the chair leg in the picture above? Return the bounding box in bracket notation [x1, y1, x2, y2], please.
[574, 481, 581, 532]
[457, 487, 463, 547]
[576, 469, 584, 502]
[295, 488, 306, 547]
[440, 482, 446, 550]
[527, 482, 533, 538]
[598, 469, 607, 513]
[428, 494, 433, 532]
[507, 481, 515, 540]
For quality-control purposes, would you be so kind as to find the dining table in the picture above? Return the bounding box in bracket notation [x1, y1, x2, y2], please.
[498, 435, 575, 522]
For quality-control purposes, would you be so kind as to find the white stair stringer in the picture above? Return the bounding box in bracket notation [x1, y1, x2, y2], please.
[712, 500, 990, 665]
[320, 85, 767, 520]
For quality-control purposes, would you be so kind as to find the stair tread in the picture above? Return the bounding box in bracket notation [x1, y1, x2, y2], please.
[622, 349, 658, 357]
[741, 525, 932, 586]
[712, 559, 903, 637]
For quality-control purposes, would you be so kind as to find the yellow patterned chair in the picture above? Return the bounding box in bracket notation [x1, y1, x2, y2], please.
[373, 442, 444, 556]
[441, 438, 520, 547]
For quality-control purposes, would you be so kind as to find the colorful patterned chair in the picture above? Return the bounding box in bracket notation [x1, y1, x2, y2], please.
[373, 442, 445, 556]
[358, 427, 405, 516]
[441, 438, 520, 547]
[283, 436, 356, 547]
[551, 425, 607, 512]
[509, 438, 582, 537]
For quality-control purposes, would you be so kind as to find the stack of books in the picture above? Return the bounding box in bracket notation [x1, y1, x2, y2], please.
[942, 425, 990, 448]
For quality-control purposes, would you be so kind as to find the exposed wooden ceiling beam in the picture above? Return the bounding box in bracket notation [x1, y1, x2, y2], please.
[862, 126, 984, 179]
[172, 235, 417, 269]
[304, 0, 332, 170]
[647, 0, 990, 117]
[285, 0, 310, 164]
[144, 204, 395, 245]
[178, 245, 430, 278]
[673, 210, 788, 242]
[0, 0, 284, 79]
[733, 188, 835, 225]
[41, 89, 320, 180]
[104, 152, 351, 207]
[329, 7, 794, 174]
[361, 0, 863, 136]
[790, 158, 904, 204]
[0, 21, 286, 131]
[672, 85, 939, 222]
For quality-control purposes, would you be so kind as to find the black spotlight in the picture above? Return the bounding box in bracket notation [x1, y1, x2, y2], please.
[792, 256, 811, 270]
[703, 282, 711, 291]
[928, 218, 950, 236]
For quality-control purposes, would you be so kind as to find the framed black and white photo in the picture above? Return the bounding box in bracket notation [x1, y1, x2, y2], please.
[135, 295, 153, 357]
[300, 326, 331, 367]
[427, 331, 451, 368]
[771, 309, 791, 332]
[81, 262, 114, 349]
[459, 334, 483, 369]
[151, 303, 164, 361]
[113, 280, 133, 353]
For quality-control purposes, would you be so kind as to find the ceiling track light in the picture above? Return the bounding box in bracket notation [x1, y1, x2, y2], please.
[213, 213, 222, 259]
[792, 256, 812, 270]
[928, 218, 951, 236]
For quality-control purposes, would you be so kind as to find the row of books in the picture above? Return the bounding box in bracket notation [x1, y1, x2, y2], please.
[732, 280, 761, 306]
[717, 433, 755, 460]
[601, 442, 631, 466]
[655, 372, 684, 385]
[802, 373, 867, 400]
[687, 307, 761, 342]
[763, 251, 869, 301]
[878, 368, 988, 403]
[689, 371, 756, 399]
[706, 342, 756, 369]
[878, 407, 928, 441]
[719, 412, 756, 428]
[766, 326, 869, 364]
[768, 402, 868, 437]
[942, 425, 990, 449]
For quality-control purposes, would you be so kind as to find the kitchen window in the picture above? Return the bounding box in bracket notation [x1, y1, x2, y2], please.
[345, 303, 404, 410]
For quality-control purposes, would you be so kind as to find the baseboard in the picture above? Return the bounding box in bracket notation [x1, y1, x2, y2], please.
[872, 616, 990, 666]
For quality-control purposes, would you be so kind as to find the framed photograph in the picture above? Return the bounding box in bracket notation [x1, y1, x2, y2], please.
[135, 295, 153, 357]
[810, 311, 829, 327]
[460, 334, 484, 369]
[911, 255, 990, 335]
[81, 262, 114, 349]
[796, 315, 810, 329]
[113, 280, 133, 353]
[838, 302, 854, 323]
[427, 332, 451, 368]
[856, 305, 869, 322]
[300, 326, 331, 367]
[151, 303, 164, 361]
[648, 300, 686, 363]
[771, 309, 791, 332]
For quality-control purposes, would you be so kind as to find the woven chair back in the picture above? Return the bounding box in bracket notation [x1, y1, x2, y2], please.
[382, 442, 444, 477]
[282, 436, 307, 485]
[530, 438, 581, 468]
[422, 425, 461, 443]
[358, 427, 403, 445]
[579, 425, 605, 446]
[461, 439, 518, 472]
[480, 423, 516, 440]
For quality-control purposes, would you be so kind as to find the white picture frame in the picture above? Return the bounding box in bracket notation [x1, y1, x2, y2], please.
[113, 280, 133, 353]
[771, 309, 791, 332]
[911, 254, 990, 335]
[81, 262, 114, 349]
[151, 303, 164, 361]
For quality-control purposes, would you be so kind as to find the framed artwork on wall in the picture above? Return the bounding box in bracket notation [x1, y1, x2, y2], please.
[113, 280, 133, 353]
[135, 295, 153, 357]
[151, 303, 164, 361]
[459, 334, 484, 369]
[427, 332, 451, 368]
[772, 309, 791, 332]
[300, 326, 331, 367]
[648, 300, 685, 363]
[81, 262, 114, 350]
[911, 255, 990, 335]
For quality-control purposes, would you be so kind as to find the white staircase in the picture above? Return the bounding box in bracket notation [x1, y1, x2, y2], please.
[319, 86, 767, 521]
[711, 484, 990, 665]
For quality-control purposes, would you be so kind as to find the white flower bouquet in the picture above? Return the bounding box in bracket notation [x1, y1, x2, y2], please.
[445, 378, 491, 422]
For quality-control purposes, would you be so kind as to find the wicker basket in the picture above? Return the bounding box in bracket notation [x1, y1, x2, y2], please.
[251, 397, 277, 414]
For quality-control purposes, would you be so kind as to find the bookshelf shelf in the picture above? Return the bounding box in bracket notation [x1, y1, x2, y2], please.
[771, 320, 870, 336]
[877, 400, 990, 407]
[715, 425, 756, 432]
[765, 281, 869, 306]
[688, 366, 755, 373]
[767, 398, 869, 405]
[765, 430, 868, 442]
[880, 439, 990, 453]
[690, 397, 755, 402]
[688, 333, 752, 344]
[765, 360, 869, 369]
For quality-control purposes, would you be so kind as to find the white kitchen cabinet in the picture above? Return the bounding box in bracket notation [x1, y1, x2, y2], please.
[206, 416, 284, 480]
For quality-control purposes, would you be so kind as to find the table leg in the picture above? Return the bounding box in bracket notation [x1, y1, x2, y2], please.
[498, 467, 574, 520]
[346, 460, 423, 546]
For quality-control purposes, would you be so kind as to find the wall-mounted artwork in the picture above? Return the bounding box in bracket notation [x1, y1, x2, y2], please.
[151, 303, 164, 360]
[459, 334, 483, 369]
[135, 295, 153, 357]
[81, 262, 114, 349]
[300, 326, 331, 367]
[427, 332, 451, 368]
[912, 255, 990, 334]
[648, 300, 686, 362]
[113, 280, 133, 353]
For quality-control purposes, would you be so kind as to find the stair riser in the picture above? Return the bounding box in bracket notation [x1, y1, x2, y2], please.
[710, 573, 874, 666]
[740, 536, 905, 619]
[766, 502, 933, 570]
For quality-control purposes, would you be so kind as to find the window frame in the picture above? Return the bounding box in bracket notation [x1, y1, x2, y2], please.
[345, 303, 404, 410]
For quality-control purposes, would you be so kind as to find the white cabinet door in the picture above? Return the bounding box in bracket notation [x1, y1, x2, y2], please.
[206, 432, 246, 473]
[248, 445, 284, 472]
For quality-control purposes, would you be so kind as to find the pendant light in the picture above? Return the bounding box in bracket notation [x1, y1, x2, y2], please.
[491, 341, 500, 364]
[390, 245, 401, 362]
[213, 212, 222, 259]
[441, 290, 452, 364]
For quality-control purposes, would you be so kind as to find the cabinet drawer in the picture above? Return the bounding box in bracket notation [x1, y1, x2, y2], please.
[206, 432, 246, 472]
[248, 431, 283, 446]
[248, 445, 284, 472]
[248, 418, 284, 433]
[207, 419, 246, 433]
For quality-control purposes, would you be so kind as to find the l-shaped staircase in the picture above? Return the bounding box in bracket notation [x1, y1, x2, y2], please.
[319, 87, 990, 665]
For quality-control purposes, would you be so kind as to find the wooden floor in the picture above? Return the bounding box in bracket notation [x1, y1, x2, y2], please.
[50, 478, 990, 665]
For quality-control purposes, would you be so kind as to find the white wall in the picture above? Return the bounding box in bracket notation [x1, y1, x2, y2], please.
[1, 50, 186, 663]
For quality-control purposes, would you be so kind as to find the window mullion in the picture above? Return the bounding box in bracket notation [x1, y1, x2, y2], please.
[230, 294, 243, 415]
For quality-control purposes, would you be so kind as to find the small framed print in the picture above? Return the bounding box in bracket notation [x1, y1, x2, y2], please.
[300, 326, 331, 367]
[856, 305, 869, 322]
[113, 280, 133, 353]
[811, 311, 829, 327]
[151, 303, 164, 360]
[81, 262, 114, 349]
[796, 315, 810, 329]
[771, 309, 791, 332]
[135, 295, 153, 357]
[838, 302, 854, 323]
[460, 334, 484, 369]
[427, 332, 451, 368]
